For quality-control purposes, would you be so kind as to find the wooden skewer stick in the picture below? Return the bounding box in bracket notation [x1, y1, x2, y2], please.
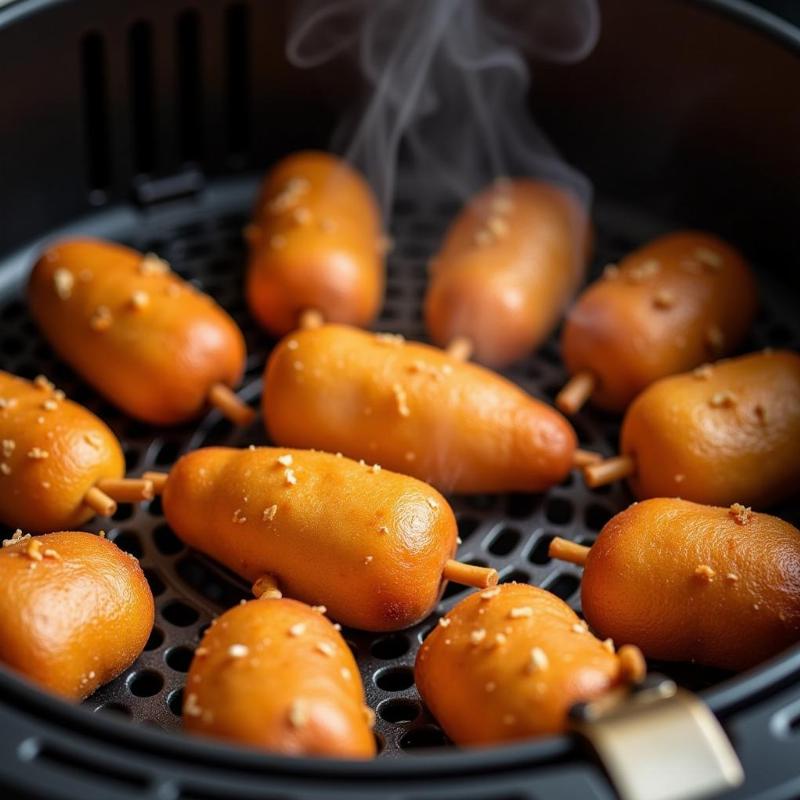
[446, 336, 473, 362]
[83, 486, 117, 517]
[208, 383, 256, 426]
[252, 574, 283, 600]
[618, 644, 647, 684]
[95, 478, 154, 503]
[573, 448, 602, 467]
[299, 308, 325, 330]
[143, 471, 169, 496]
[442, 559, 498, 589]
[583, 455, 636, 488]
[549, 537, 590, 566]
[556, 370, 596, 415]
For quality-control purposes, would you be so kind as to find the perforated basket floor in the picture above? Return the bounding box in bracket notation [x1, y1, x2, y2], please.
[1, 175, 799, 757]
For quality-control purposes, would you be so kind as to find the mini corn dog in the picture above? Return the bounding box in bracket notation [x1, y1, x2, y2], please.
[550, 498, 800, 671]
[263, 324, 579, 494]
[415, 583, 644, 745]
[184, 597, 375, 758]
[246, 151, 385, 336]
[556, 231, 757, 415]
[0, 371, 152, 531]
[150, 446, 496, 632]
[0, 530, 154, 699]
[28, 238, 251, 426]
[584, 350, 800, 507]
[425, 178, 590, 368]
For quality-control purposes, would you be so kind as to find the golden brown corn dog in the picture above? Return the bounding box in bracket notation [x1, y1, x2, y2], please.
[425, 178, 589, 368]
[28, 238, 251, 426]
[557, 231, 757, 414]
[246, 151, 385, 335]
[157, 446, 495, 631]
[550, 498, 800, 671]
[0, 371, 152, 531]
[263, 324, 577, 494]
[184, 597, 375, 758]
[584, 350, 800, 507]
[415, 583, 644, 745]
[0, 530, 154, 699]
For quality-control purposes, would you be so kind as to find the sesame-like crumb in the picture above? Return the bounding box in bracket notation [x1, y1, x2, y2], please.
[277, 454, 293, 467]
[693, 364, 713, 380]
[288, 622, 306, 637]
[311, 605, 327, 614]
[41, 399, 58, 411]
[392, 383, 410, 417]
[26, 539, 44, 561]
[316, 642, 335, 657]
[438, 617, 451, 628]
[374, 332, 405, 346]
[572, 622, 588, 634]
[470, 629, 486, 644]
[2, 529, 29, 547]
[508, 606, 533, 619]
[195, 647, 209, 657]
[0, 463, 10, 476]
[284, 468, 297, 486]
[1, 439, 14, 457]
[129, 290, 150, 311]
[288, 700, 309, 728]
[83, 432, 102, 448]
[364, 555, 373, 565]
[695, 247, 723, 270]
[709, 391, 737, 409]
[602, 638, 615, 654]
[378, 525, 389, 535]
[371, 463, 381, 474]
[262, 505, 278, 522]
[287, 339, 299, 351]
[53, 269, 74, 300]
[231, 508, 247, 524]
[0, 398, 18, 410]
[725, 573, 739, 583]
[729, 503, 753, 525]
[481, 588, 500, 600]
[42, 547, 61, 560]
[228, 644, 249, 658]
[332, 623, 341, 631]
[89, 305, 112, 332]
[139, 253, 170, 275]
[27, 447, 49, 460]
[653, 288, 676, 310]
[184, 693, 202, 718]
[493, 633, 508, 647]
[694, 564, 716, 582]
[527, 647, 549, 673]
[34, 375, 54, 392]
[340, 667, 352, 681]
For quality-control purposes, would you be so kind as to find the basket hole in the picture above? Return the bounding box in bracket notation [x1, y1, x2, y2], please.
[165, 645, 195, 673]
[457, 516, 481, 542]
[374, 666, 414, 692]
[124, 448, 141, 471]
[399, 726, 447, 750]
[155, 440, 181, 466]
[168, 688, 184, 715]
[162, 600, 199, 627]
[545, 497, 573, 525]
[128, 670, 164, 697]
[144, 568, 166, 596]
[94, 702, 133, 719]
[585, 503, 613, 531]
[147, 496, 163, 516]
[378, 698, 420, 723]
[544, 572, 580, 601]
[371, 634, 411, 660]
[176, 554, 248, 607]
[529, 533, 554, 565]
[487, 527, 521, 556]
[506, 493, 540, 519]
[144, 627, 164, 651]
[111, 504, 134, 522]
[500, 569, 530, 585]
[154, 524, 184, 555]
[111, 530, 142, 558]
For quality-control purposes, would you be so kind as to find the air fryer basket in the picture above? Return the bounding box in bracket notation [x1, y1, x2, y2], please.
[0, 0, 799, 798]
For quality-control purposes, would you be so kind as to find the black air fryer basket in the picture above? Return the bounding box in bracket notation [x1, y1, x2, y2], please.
[0, 0, 799, 798]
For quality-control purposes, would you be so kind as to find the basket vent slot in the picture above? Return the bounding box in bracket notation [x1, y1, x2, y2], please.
[225, 3, 251, 161]
[177, 9, 203, 164]
[31, 740, 150, 790]
[129, 20, 157, 174]
[80, 33, 112, 197]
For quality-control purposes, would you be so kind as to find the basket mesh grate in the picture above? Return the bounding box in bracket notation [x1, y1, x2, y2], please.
[0, 179, 799, 756]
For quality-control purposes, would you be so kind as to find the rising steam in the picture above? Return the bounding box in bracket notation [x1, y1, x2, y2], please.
[287, 0, 600, 218]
